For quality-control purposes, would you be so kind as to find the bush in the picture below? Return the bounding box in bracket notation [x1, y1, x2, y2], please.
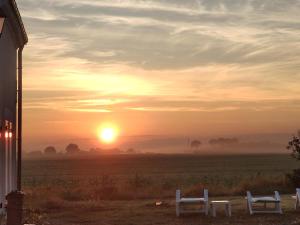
[286, 169, 300, 188]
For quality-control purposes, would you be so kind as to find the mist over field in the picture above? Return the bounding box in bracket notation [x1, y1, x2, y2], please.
[24, 132, 290, 155]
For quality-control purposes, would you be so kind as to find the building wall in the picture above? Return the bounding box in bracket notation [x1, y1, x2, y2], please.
[0, 17, 18, 213]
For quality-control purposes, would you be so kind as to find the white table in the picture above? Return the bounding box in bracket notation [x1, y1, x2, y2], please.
[210, 200, 231, 217]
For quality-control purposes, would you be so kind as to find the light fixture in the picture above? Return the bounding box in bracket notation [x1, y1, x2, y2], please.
[0, 17, 5, 37]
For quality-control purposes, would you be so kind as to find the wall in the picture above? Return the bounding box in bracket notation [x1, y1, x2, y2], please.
[0, 17, 17, 213]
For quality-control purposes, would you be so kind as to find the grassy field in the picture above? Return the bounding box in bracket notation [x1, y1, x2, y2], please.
[22, 154, 300, 225]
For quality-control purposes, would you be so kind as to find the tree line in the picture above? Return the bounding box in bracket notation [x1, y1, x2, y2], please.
[28, 143, 137, 156]
[190, 137, 239, 150]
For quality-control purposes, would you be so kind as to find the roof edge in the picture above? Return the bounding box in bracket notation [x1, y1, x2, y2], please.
[10, 0, 27, 45]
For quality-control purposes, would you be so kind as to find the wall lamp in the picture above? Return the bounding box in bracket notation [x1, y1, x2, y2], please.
[0, 17, 5, 38]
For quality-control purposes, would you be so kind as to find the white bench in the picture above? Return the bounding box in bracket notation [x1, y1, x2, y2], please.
[210, 200, 231, 217]
[246, 191, 282, 215]
[292, 188, 300, 210]
[176, 189, 209, 217]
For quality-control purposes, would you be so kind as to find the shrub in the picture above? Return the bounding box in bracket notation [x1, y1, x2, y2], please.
[286, 169, 300, 188]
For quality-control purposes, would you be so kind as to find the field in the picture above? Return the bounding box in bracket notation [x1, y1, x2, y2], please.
[22, 154, 300, 225]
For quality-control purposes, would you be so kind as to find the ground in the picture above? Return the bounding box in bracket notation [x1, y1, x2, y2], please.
[22, 154, 300, 225]
[24, 195, 300, 225]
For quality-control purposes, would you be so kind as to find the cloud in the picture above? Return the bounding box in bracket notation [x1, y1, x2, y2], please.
[23, 88, 300, 114]
[16, 0, 300, 135]
[19, 0, 300, 72]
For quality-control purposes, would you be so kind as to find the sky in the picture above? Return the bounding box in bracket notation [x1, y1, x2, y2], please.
[17, 0, 300, 152]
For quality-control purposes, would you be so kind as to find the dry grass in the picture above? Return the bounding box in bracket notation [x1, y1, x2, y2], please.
[23, 174, 293, 204]
[24, 195, 300, 225]
[22, 154, 300, 224]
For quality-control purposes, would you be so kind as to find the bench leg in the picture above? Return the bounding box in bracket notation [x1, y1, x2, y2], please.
[211, 204, 216, 217]
[176, 203, 180, 217]
[247, 201, 253, 215]
[205, 202, 209, 216]
[229, 204, 232, 217]
[276, 202, 282, 214]
[225, 204, 232, 217]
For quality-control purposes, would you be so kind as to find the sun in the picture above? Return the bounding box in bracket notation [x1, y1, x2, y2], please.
[98, 127, 118, 144]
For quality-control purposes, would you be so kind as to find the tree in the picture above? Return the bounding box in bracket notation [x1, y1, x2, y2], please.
[127, 148, 136, 154]
[286, 130, 300, 187]
[190, 140, 201, 151]
[287, 131, 300, 160]
[44, 146, 57, 155]
[65, 143, 80, 154]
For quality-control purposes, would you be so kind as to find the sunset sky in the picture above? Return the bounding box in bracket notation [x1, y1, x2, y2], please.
[18, 0, 300, 152]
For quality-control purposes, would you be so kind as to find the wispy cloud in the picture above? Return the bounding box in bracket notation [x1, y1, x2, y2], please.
[20, 0, 300, 70]
[16, 0, 300, 143]
[23, 88, 300, 114]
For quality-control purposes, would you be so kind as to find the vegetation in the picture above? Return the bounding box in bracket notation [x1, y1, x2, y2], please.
[44, 146, 57, 155]
[23, 154, 297, 199]
[22, 154, 300, 225]
[286, 131, 300, 187]
[190, 140, 201, 152]
[287, 131, 300, 160]
[65, 143, 81, 154]
[24, 196, 300, 225]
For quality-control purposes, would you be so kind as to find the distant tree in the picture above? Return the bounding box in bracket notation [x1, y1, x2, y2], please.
[190, 140, 201, 151]
[44, 146, 57, 155]
[127, 148, 136, 154]
[65, 143, 80, 154]
[209, 139, 218, 145]
[111, 148, 121, 154]
[89, 148, 102, 154]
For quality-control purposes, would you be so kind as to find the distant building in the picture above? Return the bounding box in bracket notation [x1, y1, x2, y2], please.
[0, 0, 27, 215]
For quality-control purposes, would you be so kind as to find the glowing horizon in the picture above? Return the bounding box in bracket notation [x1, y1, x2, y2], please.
[17, 0, 300, 151]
